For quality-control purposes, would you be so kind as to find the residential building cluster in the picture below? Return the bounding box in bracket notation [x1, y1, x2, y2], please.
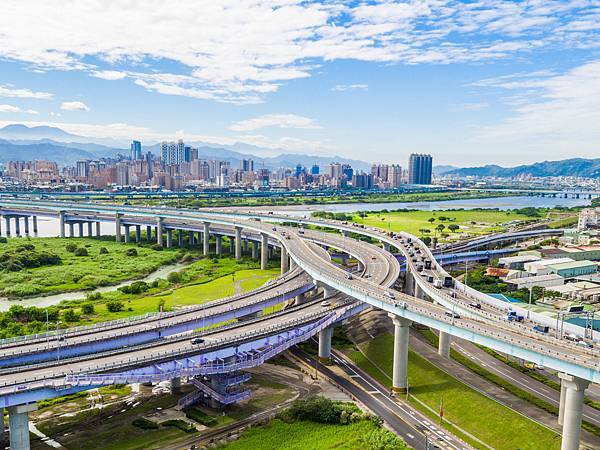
[0, 140, 434, 192]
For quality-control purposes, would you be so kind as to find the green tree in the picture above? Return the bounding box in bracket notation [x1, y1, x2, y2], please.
[448, 224, 459, 233]
[81, 303, 95, 315]
[106, 300, 124, 313]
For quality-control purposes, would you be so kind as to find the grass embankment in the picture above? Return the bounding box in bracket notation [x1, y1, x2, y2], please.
[0, 237, 183, 297]
[347, 332, 561, 450]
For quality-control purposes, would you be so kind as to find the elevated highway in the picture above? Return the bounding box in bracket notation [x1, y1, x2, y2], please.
[0, 199, 596, 450]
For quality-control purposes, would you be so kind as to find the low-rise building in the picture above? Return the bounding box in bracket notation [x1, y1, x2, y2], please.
[545, 260, 598, 278]
[498, 255, 541, 270]
[505, 274, 565, 291]
[524, 257, 575, 276]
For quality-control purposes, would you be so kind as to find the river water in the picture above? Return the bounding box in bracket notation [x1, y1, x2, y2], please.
[0, 194, 588, 310]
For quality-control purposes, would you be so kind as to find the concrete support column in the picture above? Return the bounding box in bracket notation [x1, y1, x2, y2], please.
[170, 377, 181, 395]
[357, 260, 365, 273]
[341, 230, 348, 237]
[87, 221, 93, 237]
[95, 221, 101, 237]
[115, 213, 122, 242]
[8, 403, 37, 450]
[252, 241, 259, 260]
[318, 326, 333, 362]
[178, 230, 183, 247]
[146, 225, 152, 241]
[558, 373, 589, 450]
[189, 230, 195, 246]
[280, 246, 289, 274]
[0, 406, 4, 449]
[383, 242, 390, 252]
[235, 227, 242, 260]
[559, 379, 567, 426]
[124, 225, 131, 243]
[294, 293, 305, 306]
[389, 314, 412, 393]
[166, 229, 173, 248]
[32, 216, 38, 235]
[68, 222, 75, 238]
[290, 258, 296, 270]
[438, 331, 451, 358]
[260, 233, 268, 269]
[78, 222, 84, 237]
[59, 211, 65, 238]
[14, 217, 20, 236]
[135, 225, 141, 243]
[156, 217, 163, 247]
[243, 238, 249, 254]
[203, 222, 210, 256]
[229, 236, 235, 255]
[23, 217, 29, 236]
[415, 283, 425, 300]
[215, 235, 222, 256]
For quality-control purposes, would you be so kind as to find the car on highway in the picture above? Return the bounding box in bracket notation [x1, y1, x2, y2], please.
[469, 302, 482, 309]
[445, 311, 460, 319]
[190, 337, 205, 345]
[321, 301, 331, 307]
[576, 340, 593, 349]
[385, 291, 396, 299]
[346, 273, 353, 280]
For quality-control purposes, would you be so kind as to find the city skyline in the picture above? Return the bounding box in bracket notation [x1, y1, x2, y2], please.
[0, 1, 598, 166]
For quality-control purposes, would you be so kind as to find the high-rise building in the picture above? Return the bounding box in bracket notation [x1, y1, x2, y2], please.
[295, 164, 303, 178]
[241, 159, 254, 173]
[342, 164, 353, 182]
[161, 140, 186, 165]
[329, 162, 343, 179]
[76, 160, 89, 178]
[408, 153, 432, 185]
[310, 164, 319, 175]
[184, 146, 192, 163]
[130, 140, 142, 160]
[389, 164, 402, 188]
[352, 172, 373, 189]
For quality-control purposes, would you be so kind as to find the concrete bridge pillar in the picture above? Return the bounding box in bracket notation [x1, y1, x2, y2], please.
[23, 216, 29, 236]
[170, 377, 181, 395]
[341, 230, 348, 237]
[318, 326, 333, 362]
[0, 406, 4, 448]
[78, 222, 84, 237]
[203, 222, 210, 256]
[294, 293, 305, 306]
[559, 379, 567, 425]
[290, 257, 296, 270]
[178, 230, 183, 247]
[59, 211, 66, 238]
[438, 331, 451, 358]
[124, 225, 131, 243]
[146, 225, 152, 242]
[87, 221, 93, 237]
[14, 217, 20, 236]
[190, 230, 196, 246]
[558, 373, 589, 450]
[383, 242, 390, 252]
[260, 233, 268, 269]
[68, 222, 75, 238]
[135, 225, 141, 243]
[156, 217, 164, 247]
[4, 216, 11, 237]
[243, 238, 249, 254]
[166, 229, 173, 248]
[215, 235, 222, 256]
[229, 236, 235, 255]
[96, 221, 101, 237]
[252, 241, 259, 260]
[280, 246, 289, 274]
[115, 213, 122, 242]
[32, 216, 38, 235]
[389, 313, 411, 393]
[8, 403, 37, 450]
[357, 260, 365, 273]
[235, 227, 243, 261]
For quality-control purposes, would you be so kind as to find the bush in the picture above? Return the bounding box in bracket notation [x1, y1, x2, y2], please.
[151, 244, 163, 251]
[132, 418, 158, 430]
[81, 303, 95, 315]
[283, 396, 355, 425]
[161, 419, 196, 433]
[99, 247, 109, 254]
[106, 300, 124, 313]
[126, 248, 138, 257]
[183, 407, 218, 426]
[74, 248, 88, 257]
[0, 237, 7, 243]
[0, 247, 61, 272]
[65, 243, 78, 253]
[167, 271, 181, 284]
[63, 309, 79, 322]
[86, 292, 102, 301]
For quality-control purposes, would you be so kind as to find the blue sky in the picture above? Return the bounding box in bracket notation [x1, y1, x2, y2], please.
[0, 0, 599, 166]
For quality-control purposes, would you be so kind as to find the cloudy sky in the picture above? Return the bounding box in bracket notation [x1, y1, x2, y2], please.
[0, 0, 599, 166]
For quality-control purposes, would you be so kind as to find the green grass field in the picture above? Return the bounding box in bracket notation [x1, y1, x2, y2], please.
[0, 237, 183, 297]
[221, 419, 390, 450]
[347, 333, 561, 450]
[351, 209, 543, 242]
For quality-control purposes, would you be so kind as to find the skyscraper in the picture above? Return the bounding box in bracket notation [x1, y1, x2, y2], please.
[408, 154, 432, 185]
[130, 140, 142, 160]
[389, 164, 402, 188]
[161, 140, 186, 165]
[241, 159, 254, 173]
[310, 164, 320, 175]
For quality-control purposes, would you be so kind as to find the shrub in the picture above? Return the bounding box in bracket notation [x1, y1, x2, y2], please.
[161, 419, 196, 433]
[81, 303, 95, 315]
[0, 237, 7, 243]
[74, 247, 88, 257]
[0, 247, 61, 272]
[167, 271, 181, 284]
[63, 309, 79, 322]
[283, 396, 345, 424]
[106, 300, 124, 313]
[65, 243, 78, 253]
[151, 244, 163, 251]
[125, 248, 138, 257]
[132, 418, 158, 430]
[86, 292, 102, 301]
[99, 247, 109, 254]
[183, 407, 218, 426]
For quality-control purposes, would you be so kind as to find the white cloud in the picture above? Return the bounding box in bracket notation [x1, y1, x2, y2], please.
[60, 101, 90, 112]
[0, 1, 596, 104]
[91, 70, 127, 80]
[0, 85, 53, 99]
[0, 104, 39, 114]
[229, 114, 320, 132]
[472, 60, 600, 157]
[331, 84, 368, 92]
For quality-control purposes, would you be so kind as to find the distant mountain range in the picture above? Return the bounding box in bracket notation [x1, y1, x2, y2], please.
[0, 124, 371, 171]
[443, 158, 600, 179]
